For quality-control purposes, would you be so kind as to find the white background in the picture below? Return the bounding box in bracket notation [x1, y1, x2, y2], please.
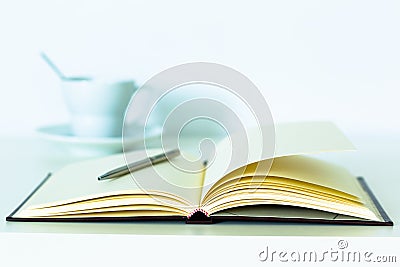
[1, 3, 399, 265]
[0, 0, 399, 136]
[1, 235, 399, 266]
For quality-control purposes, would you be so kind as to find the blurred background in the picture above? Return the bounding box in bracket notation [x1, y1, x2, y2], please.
[0, 0, 399, 137]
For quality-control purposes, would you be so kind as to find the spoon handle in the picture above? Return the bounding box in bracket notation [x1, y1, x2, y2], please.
[40, 52, 66, 80]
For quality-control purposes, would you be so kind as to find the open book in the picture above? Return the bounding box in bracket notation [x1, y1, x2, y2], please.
[7, 122, 392, 225]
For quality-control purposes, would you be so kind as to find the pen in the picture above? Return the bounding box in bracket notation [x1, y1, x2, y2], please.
[97, 149, 180, 181]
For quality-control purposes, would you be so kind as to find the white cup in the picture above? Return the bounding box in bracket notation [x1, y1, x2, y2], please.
[61, 78, 137, 137]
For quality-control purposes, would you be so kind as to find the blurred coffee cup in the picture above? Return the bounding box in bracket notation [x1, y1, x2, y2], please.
[61, 77, 137, 137]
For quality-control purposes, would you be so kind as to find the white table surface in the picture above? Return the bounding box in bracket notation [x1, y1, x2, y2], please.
[1, 135, 399, 236]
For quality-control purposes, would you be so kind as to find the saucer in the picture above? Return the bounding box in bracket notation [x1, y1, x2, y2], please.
[36, 124, 160, 157]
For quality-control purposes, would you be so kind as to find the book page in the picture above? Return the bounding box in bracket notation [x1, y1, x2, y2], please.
[201, 121, 355, 200]
[266, 155, 361, 197]
[14, 149, 204, 218]
[207, 155, 362, 200]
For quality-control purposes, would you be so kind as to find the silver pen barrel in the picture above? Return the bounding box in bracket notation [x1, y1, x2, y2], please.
[98, 149, 180, 181]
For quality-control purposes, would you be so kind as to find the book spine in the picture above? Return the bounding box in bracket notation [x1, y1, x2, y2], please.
[187, 208, 209, 219]
[186, 208, 213, 224]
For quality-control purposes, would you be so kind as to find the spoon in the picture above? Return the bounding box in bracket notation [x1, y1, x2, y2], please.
[40, 52, 91, 81]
